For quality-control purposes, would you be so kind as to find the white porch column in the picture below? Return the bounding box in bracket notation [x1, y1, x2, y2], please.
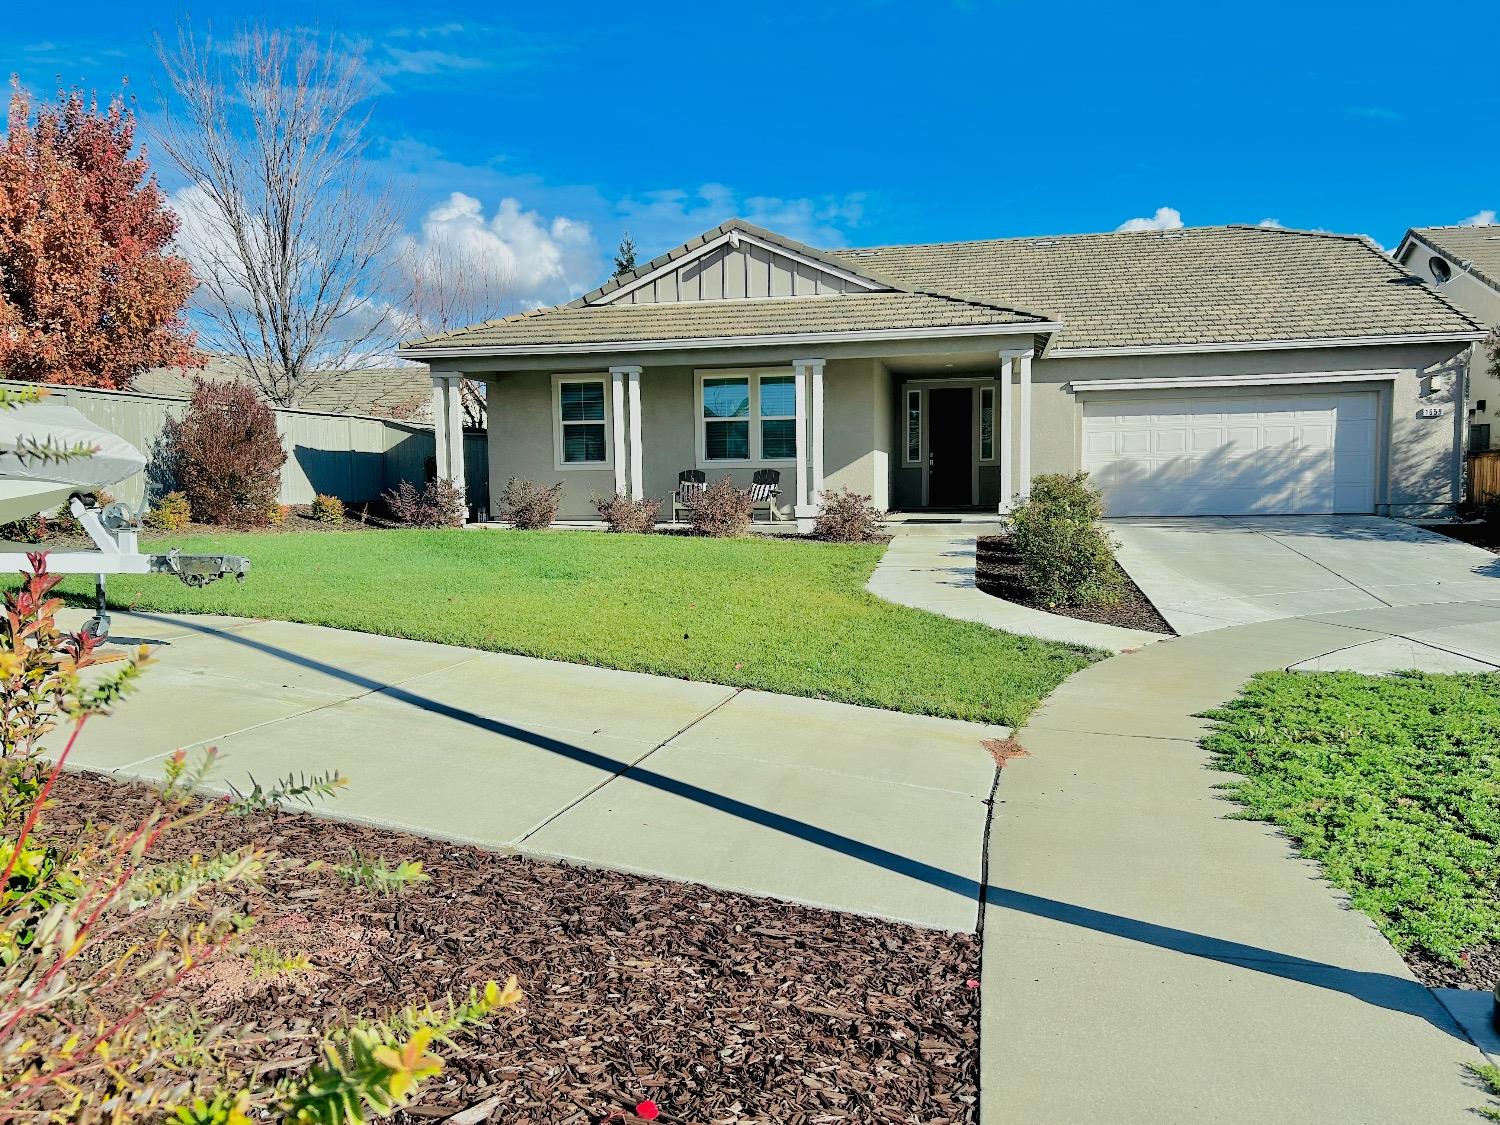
[430, 372, 467, 521]
[609, 367, 628, 496]
[624, 367, 644, 500]
[997, 354, 1015, 513]
[792, 363, 809, 513]
[1017, 349, 1033, 502]
[793, 357, 825, 518]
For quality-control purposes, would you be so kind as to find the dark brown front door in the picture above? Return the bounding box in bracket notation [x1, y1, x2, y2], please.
[927, 387, 973, 507]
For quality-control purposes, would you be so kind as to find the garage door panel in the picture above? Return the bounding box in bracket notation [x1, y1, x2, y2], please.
[1082, 389, 1378, 517]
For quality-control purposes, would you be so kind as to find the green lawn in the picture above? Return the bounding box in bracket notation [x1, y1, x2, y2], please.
[1203, 670, 1500, 962]
[54, 530, 1098, 725]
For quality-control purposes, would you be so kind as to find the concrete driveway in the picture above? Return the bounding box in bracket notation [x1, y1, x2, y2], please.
[1110, 515, 1500, 671]
[58, 609, 1001, 933]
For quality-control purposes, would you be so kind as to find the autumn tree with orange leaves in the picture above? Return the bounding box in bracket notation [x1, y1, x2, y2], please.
[0, 82, 196, 389]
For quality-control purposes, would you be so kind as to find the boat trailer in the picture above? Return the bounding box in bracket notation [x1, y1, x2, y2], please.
[0, 495, 249, 640]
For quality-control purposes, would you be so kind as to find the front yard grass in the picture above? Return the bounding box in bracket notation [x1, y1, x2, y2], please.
[57, 529, 1098, 725]
[1203, 670, 1500, 967]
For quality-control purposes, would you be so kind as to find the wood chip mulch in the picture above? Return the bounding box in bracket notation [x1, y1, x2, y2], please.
[1406, 943, 1500, 993]
[44, 772, 982, 1125]
[974, 535, 1173, 634]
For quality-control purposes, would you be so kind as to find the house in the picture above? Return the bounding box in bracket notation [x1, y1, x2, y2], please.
[398, 219, 1484, 525]
[1393, 226, 1500, 451]
[133, 356, 437, 423]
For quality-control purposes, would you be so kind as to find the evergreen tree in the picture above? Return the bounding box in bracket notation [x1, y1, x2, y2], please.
[613, 231, 638, 278]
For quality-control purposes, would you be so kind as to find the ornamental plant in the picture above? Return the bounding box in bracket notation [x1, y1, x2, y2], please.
[310, 494, 346, 524]
[688, 477, 753, 538]
[383, 478, 466, 528]
[592, 492, 661, 533]
[160, 381, 287, 526]
[498, 478, 562, 530]
[812, 489, 885, 542]
[1007, 471, 1124, 609]
[0, 555, 523, 1120]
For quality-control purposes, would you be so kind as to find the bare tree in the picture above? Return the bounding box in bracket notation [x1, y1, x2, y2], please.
[402, 241, 519, 428]
[153, 25, 405, 406]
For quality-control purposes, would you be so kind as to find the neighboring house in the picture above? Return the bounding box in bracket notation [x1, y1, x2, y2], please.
[399, 219, 1483, 525]
[133, 356, 436, 423]
[1393, 226, 1500, 451]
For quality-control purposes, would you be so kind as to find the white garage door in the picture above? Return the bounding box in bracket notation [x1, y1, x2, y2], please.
[1081, 390, 1378, 517]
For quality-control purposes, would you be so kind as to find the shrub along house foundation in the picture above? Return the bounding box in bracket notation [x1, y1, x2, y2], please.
[398, 219, 1484, 528]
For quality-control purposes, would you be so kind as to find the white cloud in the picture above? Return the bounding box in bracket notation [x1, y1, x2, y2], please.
[1116, 206, 1184, 233]
[617, 184, 867, 255]
[1256, 218, 1284, 229]
[397, 192, 598, 310]
[1460, 209, 1497, 227]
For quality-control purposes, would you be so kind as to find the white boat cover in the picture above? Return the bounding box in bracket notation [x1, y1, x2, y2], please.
[0, 401, 146, 491]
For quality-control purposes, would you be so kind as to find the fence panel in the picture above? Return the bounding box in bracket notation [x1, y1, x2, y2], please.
[0, 380, 484, 514]
[1469, 451, 1500, 504]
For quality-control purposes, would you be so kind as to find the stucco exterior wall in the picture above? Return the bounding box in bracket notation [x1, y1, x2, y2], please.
[482, 358, 884, 521]
[1029, 343, 1469, 517]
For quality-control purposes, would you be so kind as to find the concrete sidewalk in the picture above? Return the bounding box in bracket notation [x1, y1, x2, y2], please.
[868, 529, 1165, 653]
[982, 612, 1495, 1123]
[60, 609, 1001, 932]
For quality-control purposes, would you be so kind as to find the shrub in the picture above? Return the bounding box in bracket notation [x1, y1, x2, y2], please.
[335, 851, 431, 896]
[688, 477, 754, 538]
[592, 492, 661, 533]
[0, 512, 49, 543]
[813, 488, 886, 542]
[160, 380, 286, 526]
[266, 502, 291, 526]
[384, 478, 467, 528]
[498, 477, 562, 530]
[310, 493, 345, 524]
[143, 490, 193, 531]
[1008, 471, 1124, 608]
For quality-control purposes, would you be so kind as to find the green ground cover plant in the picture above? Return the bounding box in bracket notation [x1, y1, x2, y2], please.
[48, 529, 1098, 724]
[1203, 670, 1500, 962]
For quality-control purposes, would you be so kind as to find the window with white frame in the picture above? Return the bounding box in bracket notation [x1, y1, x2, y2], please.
[697, 370, 798, 464]
[904, 387, 922, 464]
[554, 375, 611, 467]
[980, 386, 996, 462]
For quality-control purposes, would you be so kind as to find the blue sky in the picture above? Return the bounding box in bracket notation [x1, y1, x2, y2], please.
[7, 0, 1497, 306]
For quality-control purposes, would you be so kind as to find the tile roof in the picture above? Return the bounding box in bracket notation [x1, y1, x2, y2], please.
[399, 221, 1481, 357]
[1403, 225, 1500, 295]
[402, 291, 1047, 352]
[131, 357, 433, 421]
[829, 226, 1480, 351]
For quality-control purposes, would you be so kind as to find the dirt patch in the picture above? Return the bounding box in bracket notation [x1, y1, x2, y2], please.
[44, 771, 981, 1124]
[975, 535, 1173, 635]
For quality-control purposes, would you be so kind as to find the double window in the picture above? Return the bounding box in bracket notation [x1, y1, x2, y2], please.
[698, 370, 797, 464]
[553, 375, 612, 468]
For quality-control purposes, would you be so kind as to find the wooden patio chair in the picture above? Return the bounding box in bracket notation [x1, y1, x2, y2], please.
[672, 469, 707, 523]
[750, 469, 783, 523]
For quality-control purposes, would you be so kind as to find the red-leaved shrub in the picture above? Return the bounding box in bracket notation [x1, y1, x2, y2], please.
[160, 380, 285, 526]
[689, 477, 753, 538]
[592, 492, 660, 533]
[813, 489, 886, 542]
[384, 478, 466, 528]
[498, 478, 562, 530]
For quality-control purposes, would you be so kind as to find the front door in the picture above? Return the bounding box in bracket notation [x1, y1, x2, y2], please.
[927, 387, 974, 507]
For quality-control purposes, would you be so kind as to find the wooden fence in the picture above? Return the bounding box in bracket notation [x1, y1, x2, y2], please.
[1468, 451, 1500, 505]
[4, 380, 488, 517]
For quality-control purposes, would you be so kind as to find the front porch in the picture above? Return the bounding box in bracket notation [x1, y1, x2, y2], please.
[429, 346, 1039, 529]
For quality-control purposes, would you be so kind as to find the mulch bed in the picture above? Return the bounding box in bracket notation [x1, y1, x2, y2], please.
[44, 771, 981, 1124]
[974, 535, 1173, 635]
[1405, 944, 1500, 993]
[1422, 521, 1500, 555]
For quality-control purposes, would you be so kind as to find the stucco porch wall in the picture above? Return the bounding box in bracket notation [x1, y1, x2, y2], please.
[1026, 342, 1469, 518]
[482, 358, 888, 521]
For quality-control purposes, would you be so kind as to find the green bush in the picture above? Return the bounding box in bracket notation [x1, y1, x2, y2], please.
[310, 493, 345, 524]
[1008, 472, 1123, 608]
[143, 490, 193, 531]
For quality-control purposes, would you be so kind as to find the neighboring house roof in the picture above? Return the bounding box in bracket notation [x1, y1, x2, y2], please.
[402, 291, 1049, 354]
[399, 219, 1481, 359]
[831, 226, 1480, 352]
[132, 357, 434, 421]
[1397, 225, 1500, 296]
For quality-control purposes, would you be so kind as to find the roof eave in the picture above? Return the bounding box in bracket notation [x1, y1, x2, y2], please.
[1048, 330, 1488, 358]
[396, 320, 1062, 361]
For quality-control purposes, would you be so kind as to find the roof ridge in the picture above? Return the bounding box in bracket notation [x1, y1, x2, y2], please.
[835, 223, 1373, 255]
